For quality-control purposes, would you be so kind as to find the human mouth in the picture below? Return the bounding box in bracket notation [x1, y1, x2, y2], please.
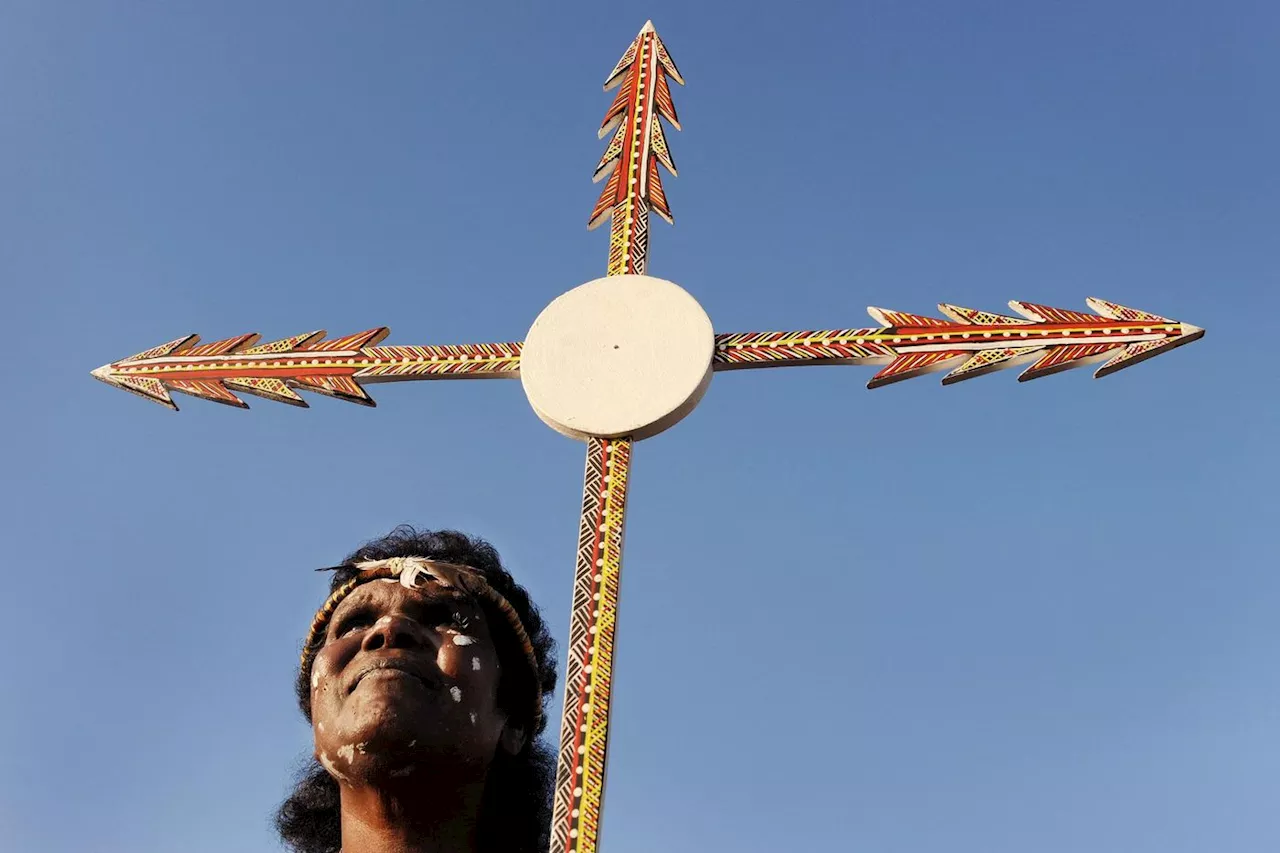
[350, 660, 433, 693]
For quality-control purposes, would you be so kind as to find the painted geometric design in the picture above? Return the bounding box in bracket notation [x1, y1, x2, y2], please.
[601, 35, 639, 90]
[939, 304, 1033, 326]
[100, 373, 174, 408]
[589, 21, 682, 276]
[869, 350, 966, 387]
[549, 437, 631, 853]
[91, 331, 522, 410]
[1095, 335, 1200, 378]
[241, 331, 326, 355]
[356, 343, 523, 379]
[652, 71, 680, 130]
[121, 334, 199, 363]
[1086, 297, 1171, 323]
[1019, 342, 1116, 381]
[942, 346, 1040, 385]
[867, 307, 953, 327]
[168, 378, 248, 407]
[290, 374, 375, 406]
[1009, 301, 1101, 324]
[606, 195, 650, 277]
[714, 329, 895, 367]
[183, 333, 260, 357]
[713, 300, 1204, 386]
[223, 376, 308, 406]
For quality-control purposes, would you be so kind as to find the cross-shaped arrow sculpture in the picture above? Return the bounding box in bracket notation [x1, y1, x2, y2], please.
[92, 21, 1204, 853]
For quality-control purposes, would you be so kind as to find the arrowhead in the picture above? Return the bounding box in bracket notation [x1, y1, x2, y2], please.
[591, 22, 684, 232]
[604, 22, 683, 90]
[1094, 320, 1204, 379]
[91, 364, 177, 410]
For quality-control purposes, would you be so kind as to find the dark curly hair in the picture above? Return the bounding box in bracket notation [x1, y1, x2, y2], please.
[274, 527, 559, 853]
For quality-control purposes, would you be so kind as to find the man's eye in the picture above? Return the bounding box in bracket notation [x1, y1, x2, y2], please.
[336, 615, 374, 637]
[424, 603, 462, 627]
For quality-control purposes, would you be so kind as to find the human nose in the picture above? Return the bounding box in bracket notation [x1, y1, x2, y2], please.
[360, 614, 430, 653]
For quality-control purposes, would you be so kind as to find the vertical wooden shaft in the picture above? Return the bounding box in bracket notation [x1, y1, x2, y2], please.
[606, 197, 649, 276]
[549, 437, 632, 853]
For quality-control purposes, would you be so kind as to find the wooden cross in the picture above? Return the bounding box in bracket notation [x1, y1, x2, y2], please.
[91, 21, 1203, 853]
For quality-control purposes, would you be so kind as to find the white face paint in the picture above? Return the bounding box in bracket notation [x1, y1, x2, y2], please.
[450, 686, 463, 703]
[336, 743, 356, 764]
[453, 635, 477, 646]
[311, 671, 321, 689]
[376, 615, 394, 627]
[472, 657, 482, 671]
[318, 751, 349, 783]
[469, 711, 478, 725]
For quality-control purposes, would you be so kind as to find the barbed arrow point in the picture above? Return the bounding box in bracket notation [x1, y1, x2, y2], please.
[91, 363, 179, 410]
[1093, 320, 1204, 379]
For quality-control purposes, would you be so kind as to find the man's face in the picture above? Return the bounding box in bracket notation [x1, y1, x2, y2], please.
[309, 576, 508, 781]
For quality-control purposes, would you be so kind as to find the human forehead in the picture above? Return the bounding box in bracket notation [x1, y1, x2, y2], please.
[329, 576, 476, 619]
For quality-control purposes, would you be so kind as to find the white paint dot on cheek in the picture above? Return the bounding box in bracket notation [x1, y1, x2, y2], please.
[452, 635, 477, 646]
[472, 657, 482, 671]
[316, 722, 325, 733]
[336, 744, 356, 764]
[311, 671, 320, 690]
[450, 686, 463, 703]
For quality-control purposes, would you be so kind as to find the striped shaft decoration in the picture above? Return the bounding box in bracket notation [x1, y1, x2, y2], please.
[549, 437, 631, 853]
[358, 342, 522, 380]
[606, 197, 650, 277]
[714, 329, 894, 367]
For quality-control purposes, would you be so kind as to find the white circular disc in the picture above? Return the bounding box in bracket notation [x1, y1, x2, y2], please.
[520, 275, 714, 441]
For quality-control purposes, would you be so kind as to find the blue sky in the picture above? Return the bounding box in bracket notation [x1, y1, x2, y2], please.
[3, 2, 1276, 851]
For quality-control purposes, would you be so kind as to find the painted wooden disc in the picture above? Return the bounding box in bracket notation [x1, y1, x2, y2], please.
[520, 275, 714, 441]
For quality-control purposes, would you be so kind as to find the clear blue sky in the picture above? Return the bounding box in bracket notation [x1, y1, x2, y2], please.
[3, 2, 1276, 851]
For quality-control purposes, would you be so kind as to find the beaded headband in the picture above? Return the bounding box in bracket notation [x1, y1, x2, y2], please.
[301, 556, 542, 729]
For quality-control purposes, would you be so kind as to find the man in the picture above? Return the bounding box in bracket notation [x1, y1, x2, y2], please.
[276, 527, 558, 853]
